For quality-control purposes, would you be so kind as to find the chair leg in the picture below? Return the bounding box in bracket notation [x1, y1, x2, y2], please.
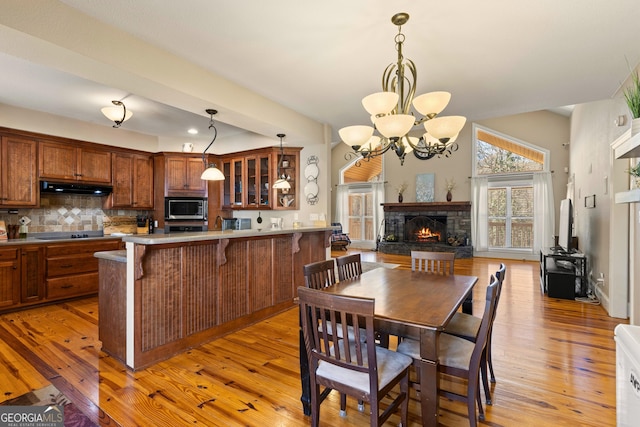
[468, 376, 479, 427]
[480, 349, 492, 405]
[476, 379, 485, 422]
[488, 340, 496, 383]
[340, 393, 347, 417]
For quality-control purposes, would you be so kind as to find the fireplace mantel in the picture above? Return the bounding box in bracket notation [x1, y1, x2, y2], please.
[382, 202, 471, 212]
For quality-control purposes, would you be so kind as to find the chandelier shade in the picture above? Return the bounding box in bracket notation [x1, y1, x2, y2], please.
[424, 115, 467, 140]
[340, 12, 466, 165]
[412, 91, 451, 117]
[339, 125, 374, 147]
[375, 114, 415, 139]
[362, 92, 400, 116]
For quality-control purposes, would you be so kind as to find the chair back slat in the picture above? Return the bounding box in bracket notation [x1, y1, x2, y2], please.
[470, 276, 500, 368]
[411, 251, 455, 274]
[299, 287, 375, 376]
[336, 253, 362, 281]
[303, 259, 337, 289]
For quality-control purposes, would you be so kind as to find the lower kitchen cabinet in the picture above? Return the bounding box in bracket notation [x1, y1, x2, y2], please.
[0, 248, 20, 308]
[0, 239, 122, 314]
[45, 240, 121, 300]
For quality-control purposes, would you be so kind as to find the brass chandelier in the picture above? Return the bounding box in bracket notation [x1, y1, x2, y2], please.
[340, 12, 466, 165]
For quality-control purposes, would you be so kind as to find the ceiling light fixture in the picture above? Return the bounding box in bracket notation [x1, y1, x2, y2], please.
[340, 12, 466, 165]
[200, 109, 225, 181]
[101, 100, 132, 128]
[272, 133, 291, 190]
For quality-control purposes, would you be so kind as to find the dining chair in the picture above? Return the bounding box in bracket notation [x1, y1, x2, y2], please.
[411, 250, 455, 274]
[303, 259, 338, 290]
[444, 263, 506, 404]
[298, 286, 412, 427]
[396, 275, 500, 426]
[336, 253, 362, 282]
[335, 253, 390, 349]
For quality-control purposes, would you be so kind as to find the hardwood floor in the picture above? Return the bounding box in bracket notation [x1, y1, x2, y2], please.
[0, 250, 625, 426]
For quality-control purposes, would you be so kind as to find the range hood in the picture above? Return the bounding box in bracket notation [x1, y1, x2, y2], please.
[40, 181, 113, 196]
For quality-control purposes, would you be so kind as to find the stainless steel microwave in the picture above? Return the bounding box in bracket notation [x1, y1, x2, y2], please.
[165, 197, 207, 221]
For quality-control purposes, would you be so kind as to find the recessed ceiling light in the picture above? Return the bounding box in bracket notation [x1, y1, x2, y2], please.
[187, 128, 198, 135]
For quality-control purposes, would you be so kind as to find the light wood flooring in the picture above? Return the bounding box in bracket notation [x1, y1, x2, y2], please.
[0, 250, 626, 426]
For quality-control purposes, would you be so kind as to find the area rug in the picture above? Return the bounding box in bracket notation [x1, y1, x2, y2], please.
[1, 384, 96, 427]
[361, 261, 400, 273]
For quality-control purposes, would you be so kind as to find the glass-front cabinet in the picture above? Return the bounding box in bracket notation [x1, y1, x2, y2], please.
[219, 147, 301, 210]
[246, 154, 271, 208]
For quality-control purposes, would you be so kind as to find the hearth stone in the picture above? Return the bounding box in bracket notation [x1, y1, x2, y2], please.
[378, 241, 473, 258]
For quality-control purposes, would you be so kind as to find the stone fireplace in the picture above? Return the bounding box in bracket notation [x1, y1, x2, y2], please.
[378, 202, 472, 258]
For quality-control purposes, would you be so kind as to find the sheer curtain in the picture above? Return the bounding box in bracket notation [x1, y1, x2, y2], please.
[334, 184, 348, 231]
[471, 176, 489, 251]
[533, 171, 555, 253]
[371, 181, 385, 241]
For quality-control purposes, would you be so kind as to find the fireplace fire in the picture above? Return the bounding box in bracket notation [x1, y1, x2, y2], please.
[404, 215, 447, 243]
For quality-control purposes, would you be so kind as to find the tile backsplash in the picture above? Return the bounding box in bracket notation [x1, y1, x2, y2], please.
[0, 194, 150, 233]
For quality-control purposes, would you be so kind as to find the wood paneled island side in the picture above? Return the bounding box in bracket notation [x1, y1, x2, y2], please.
[96, 227, 333, 370]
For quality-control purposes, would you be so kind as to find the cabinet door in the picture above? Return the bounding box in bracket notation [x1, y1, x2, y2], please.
[185, 157, 207, 192]
[0, 248, 20, 308]
[77, 147, 112, 183]
[133, 154, 154, 209]
[38, 141, 77, 180]
[0, 136, 38, 207]
[110, 152, 134, 207]
[221, 158, 244, 208]
[20, 246, 44, 303]
[166, 156, 187, 191]
[246, 155, 271, 208]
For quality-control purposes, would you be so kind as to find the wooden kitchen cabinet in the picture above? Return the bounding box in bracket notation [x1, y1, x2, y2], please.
[20, 246, 44, 303]
[0, 248, 20, 308]
[107, 152, 154, 209]
[45, 240, 121, 301]
[164, 154, 207, 195]
[218, 147, 300, 210]
[0, 135, 38, 207]
[39, 141, 112, 184]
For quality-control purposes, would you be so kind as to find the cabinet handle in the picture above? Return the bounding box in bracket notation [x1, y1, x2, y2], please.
[61, 284, 73, 289]
[60, 264, 73, 268]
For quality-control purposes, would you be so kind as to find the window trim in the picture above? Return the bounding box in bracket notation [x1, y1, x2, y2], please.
[472, 123, 550, 177]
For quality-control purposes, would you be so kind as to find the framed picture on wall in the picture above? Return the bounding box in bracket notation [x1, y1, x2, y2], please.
[416, 173, 435, 202]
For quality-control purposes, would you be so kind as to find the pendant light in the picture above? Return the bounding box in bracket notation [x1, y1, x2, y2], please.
[273, 133, 290, 189]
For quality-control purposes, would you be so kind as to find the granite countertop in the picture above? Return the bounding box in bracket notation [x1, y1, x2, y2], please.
[94, 249, 127, 262]
[121, 226, 337, 245]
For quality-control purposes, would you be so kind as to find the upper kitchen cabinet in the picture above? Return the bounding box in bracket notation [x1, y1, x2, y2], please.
[106, 152, 154, 209]
[218, 147, 300, 210]
[155, 153, 207, 197]
[272, 147, 301, 211]
[39, 141, 112, 184]
[0, 135, 38, 207]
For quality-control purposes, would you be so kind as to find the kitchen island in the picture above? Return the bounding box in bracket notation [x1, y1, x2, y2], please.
[95, 227, 333, 370]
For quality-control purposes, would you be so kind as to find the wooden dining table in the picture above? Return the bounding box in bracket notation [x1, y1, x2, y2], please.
[298, 267, 478, 427]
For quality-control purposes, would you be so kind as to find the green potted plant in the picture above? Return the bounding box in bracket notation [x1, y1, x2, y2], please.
[627, 162, 640, 189]
[623, 68, 640, 135]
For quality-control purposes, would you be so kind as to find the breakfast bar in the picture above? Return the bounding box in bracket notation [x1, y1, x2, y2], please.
[96, 227, 332, 370]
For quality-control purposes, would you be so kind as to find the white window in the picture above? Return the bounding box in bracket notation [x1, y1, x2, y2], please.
[472, 124, 554, 257]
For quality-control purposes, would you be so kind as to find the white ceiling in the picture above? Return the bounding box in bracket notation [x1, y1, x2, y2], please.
[1, 0, 640, 147]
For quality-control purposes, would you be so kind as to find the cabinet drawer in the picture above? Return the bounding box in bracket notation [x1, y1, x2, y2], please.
[0, 248, 18, 261]
[46, 272, 98, 299]
[46, 240, 120, 257]
[47, 256, 98, 277]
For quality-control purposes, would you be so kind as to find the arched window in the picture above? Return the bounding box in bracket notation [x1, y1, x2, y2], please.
[472, 124, 554, 258]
